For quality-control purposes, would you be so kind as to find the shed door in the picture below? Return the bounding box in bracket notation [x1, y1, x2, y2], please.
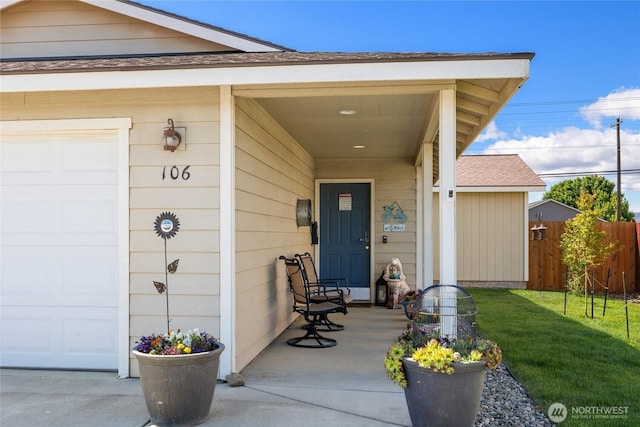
[0, 130, 119, 370]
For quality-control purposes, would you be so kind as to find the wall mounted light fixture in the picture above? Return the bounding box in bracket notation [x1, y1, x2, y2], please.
[163, 118, 183, 152]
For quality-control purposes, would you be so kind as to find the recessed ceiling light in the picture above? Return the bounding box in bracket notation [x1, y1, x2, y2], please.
[339, 109, 358, 115]
[353, 145, 366, 149]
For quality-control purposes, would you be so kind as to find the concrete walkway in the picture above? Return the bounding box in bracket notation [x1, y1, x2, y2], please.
[1, 306, 412, 427]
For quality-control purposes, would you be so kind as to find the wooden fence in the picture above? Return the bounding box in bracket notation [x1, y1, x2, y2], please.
[528, 221, 639, 293]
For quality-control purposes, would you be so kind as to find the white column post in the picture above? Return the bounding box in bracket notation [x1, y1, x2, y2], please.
[422, 143, 434, 289]
[219, 85, 235, 377]
[439, 88, 457, 338]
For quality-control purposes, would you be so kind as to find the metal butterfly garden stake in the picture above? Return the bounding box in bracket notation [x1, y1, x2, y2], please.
[153, 212, 180, 333]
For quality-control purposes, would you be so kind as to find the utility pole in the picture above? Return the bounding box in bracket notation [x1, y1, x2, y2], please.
[611, 116, 623, 221]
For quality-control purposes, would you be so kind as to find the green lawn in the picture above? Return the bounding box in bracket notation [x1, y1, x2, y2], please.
[468, 289, 640, 427]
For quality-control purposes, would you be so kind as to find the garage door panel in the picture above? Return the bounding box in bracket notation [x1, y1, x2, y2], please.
[2, 171, 118, 186]
[63, 251, 118, 304]
[63, 315, 118, 357]
[2, 246, 117, 306]
[2, 188, 117, 246]
[1, 253, 54, 296]
[1, 196, 56, 235]
[1, 138, 117, 186]
[1, 307, 117, 370]
[0, 140, 54, 173]
[62, 194, 118, 239]
[61, 139, 117, 173]
[1, 126, 120, 371]
[0, 314, 54, 355]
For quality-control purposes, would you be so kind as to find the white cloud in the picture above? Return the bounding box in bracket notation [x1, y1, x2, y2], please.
[482, 125, 640, 211]
[475, 121, 507, 142]
[475, 88, 640, 214]
[579, 87, 640, 129]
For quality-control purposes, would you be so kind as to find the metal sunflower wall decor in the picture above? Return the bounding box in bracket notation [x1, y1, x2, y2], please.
[154, 211, 180, 239]
[153, 211, 181, 333]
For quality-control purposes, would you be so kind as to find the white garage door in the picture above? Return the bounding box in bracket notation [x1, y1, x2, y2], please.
[1, 129, 119, 370]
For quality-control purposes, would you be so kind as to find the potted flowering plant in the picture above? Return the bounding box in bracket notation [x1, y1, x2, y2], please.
[134, 329, 219, 355]
[132, 212, 224, 427]
[384, 285, 502, 427]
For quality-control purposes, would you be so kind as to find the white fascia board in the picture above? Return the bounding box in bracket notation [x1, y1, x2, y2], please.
[80, 0, 282, 52]
[0, 58, 531, 93]
[434, 186, 546, 193]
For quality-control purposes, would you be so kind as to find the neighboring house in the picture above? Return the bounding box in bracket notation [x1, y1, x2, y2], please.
[529, 199, 607, 222]
[0, 0, 534, 378]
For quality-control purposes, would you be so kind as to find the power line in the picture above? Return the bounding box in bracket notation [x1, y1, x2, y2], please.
[470, 143, 640, 151]
[467, 147, 640, 154]
[499, 106, 639, 117]
[537, 169, 640, 178]
[508, 96, 640, 107]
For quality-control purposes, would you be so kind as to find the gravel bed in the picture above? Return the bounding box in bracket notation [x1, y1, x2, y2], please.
[476, 364, 555, 427]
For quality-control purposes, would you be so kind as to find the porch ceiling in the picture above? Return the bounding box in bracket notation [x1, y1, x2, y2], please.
[253, 77, 519, 184]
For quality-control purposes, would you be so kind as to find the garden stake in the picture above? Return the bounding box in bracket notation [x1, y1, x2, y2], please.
[590, 269, 595, 318]
[623, 272, 630, 340]
[153, 212, 181, 334]
[563, 266, 568, 316]
[602, 268, 610, 317]
[163, 237, 170, 333]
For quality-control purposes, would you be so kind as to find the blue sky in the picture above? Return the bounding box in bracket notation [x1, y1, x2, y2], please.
[141, 0, 640, 215]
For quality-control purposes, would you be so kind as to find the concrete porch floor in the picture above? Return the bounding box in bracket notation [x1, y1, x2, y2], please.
[1, 306, 412, 427]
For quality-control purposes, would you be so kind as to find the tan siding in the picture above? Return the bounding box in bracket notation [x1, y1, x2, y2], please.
[316, 159, 418, 289]
[435, 192, 525, 283]
[234, 97, 314, 370]
[1, 86, 222, 377]
[1, 0, 232, 58]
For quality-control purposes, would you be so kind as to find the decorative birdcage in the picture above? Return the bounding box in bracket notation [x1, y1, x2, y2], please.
[409, 285, 477, 347]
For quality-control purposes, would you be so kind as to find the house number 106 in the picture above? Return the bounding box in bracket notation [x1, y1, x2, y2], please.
[162, 165, 191, 181]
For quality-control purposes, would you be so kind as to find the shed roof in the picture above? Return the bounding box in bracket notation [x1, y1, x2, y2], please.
[456, 154, 545, 187]
[434, 154, 545, 191]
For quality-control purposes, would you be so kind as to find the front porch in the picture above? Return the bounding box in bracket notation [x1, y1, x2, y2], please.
[0, 306, 551, 426]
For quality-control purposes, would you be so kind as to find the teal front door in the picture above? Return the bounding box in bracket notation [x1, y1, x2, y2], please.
[319, 183, 371, 300]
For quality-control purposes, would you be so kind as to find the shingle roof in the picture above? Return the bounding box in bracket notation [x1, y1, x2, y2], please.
[0, 51, 535, 74]
[529, 199, 580, 212]
[454, 154, 545, 187]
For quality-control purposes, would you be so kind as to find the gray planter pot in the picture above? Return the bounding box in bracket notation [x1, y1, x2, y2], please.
[133, 343, 225, 427]
[402, 358, 486, 427]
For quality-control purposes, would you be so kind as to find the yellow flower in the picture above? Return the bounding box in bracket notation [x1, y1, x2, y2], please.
[177, 343, 185, 349]
[184, 347, 192, 354]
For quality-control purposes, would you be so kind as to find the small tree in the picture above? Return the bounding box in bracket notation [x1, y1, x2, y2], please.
[559, 191, 617, 316]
